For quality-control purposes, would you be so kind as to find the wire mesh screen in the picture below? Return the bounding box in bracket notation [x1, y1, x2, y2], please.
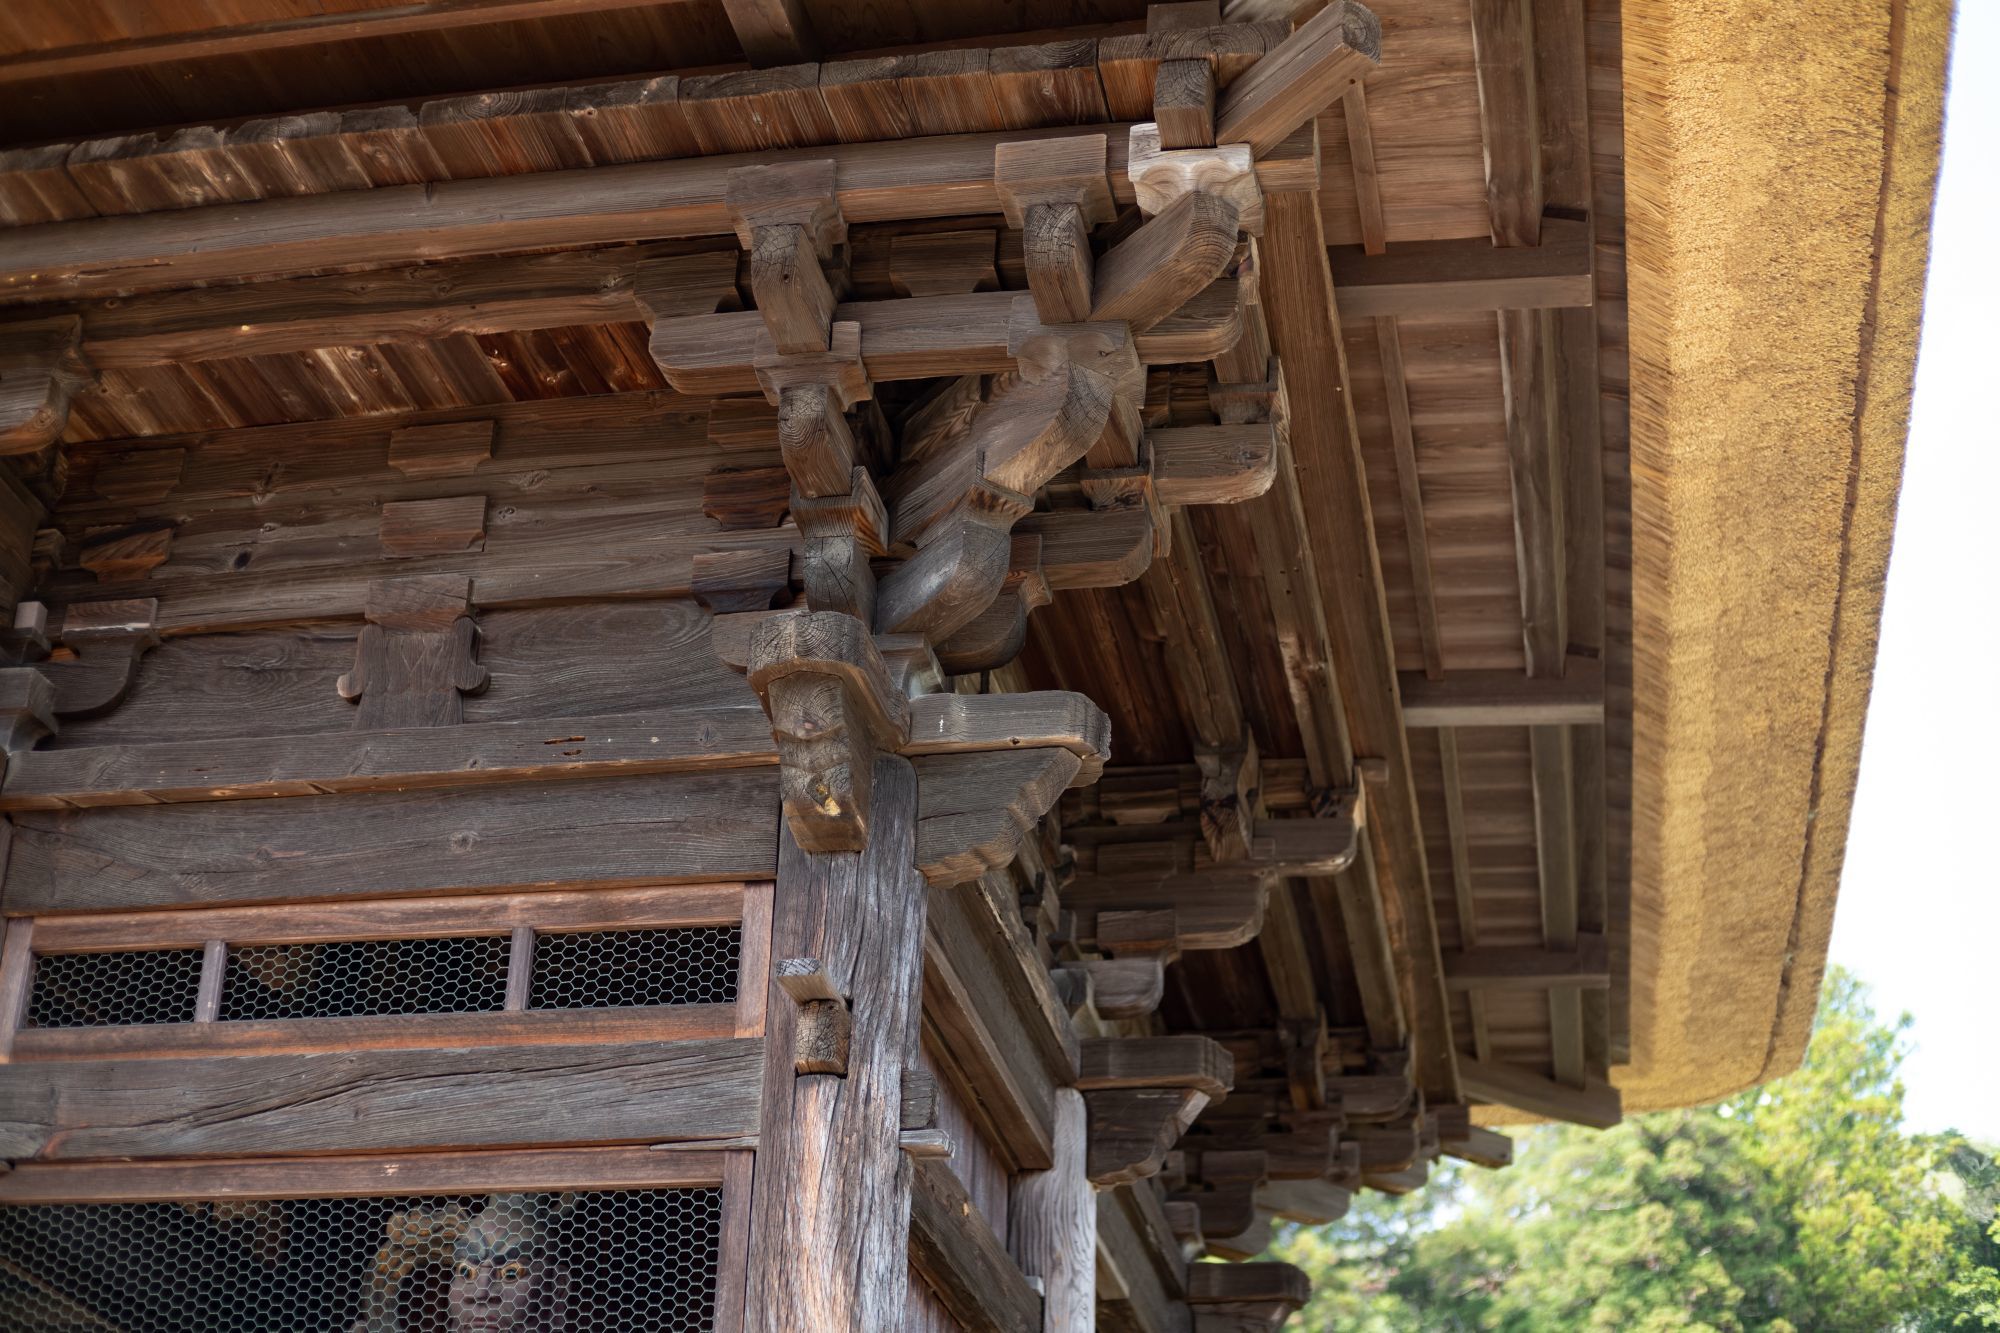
[529, 927, 740, 1010]
[25, 949, 204, 1028]
[221, 936, 512, 1022]
[0, 1187, 724, 1331]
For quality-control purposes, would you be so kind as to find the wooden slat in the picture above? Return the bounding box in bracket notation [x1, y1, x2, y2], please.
[1324, 218, 1593, 318]
[0, 1037, 765, 1160]
[3, 770, 779, 913]
[1262, 187, 1458, 1100]
[1398, 659, 1605, 726]
[0, 1146, 728, 1205]
[0, 0, 694, 87]
[909, 1157, 1043, 1333]
[11, 1002, 737, 1062]
[26, 882, 746, 951]
[0, 124, 1318, 304]
[1443, 931, 1609, 990]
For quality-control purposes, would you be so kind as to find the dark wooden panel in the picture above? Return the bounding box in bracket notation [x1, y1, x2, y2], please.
[4, 769, 779, 911]
[0, 1036, 764, 1160]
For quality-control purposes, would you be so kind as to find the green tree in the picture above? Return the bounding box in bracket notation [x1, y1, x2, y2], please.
[1269, 968, 1999, 1331]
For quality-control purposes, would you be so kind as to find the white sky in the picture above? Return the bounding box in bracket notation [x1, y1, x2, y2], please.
[1824, 5, 1999, 1143]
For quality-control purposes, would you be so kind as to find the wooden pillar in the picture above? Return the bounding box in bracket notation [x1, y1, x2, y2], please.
[746, 755, 927, 1330]
[1008, 1087, 1095, 1331]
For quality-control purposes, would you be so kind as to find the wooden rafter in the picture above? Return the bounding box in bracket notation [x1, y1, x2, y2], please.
[1398, 661, 1605, 727]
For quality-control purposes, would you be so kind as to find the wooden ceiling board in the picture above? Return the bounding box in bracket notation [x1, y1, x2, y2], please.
[1317, 0, 1490, 247]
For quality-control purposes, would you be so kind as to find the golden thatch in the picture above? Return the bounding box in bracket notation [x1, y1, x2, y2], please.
[1618, 0, 1951, 1111]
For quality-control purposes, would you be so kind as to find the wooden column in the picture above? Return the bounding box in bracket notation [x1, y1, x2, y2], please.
[1009, 1087, 1095, 1332]
[746, 755, 927, 1330]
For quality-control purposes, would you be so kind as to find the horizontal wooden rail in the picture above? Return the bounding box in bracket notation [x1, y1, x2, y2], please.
[1458, 1054, 1621, 1129]
[0, 123, 1316, 304]
[0, 1146, 732, 1205]
[909, 1156, 1044, 1333]
[1397, 658, 1604, 727]
[1328, 216, 1594, 319]
[1443, 931, 1609, 991]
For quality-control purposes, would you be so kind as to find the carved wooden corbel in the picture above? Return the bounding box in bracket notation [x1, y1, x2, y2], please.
[0, 317, 88, 457]
[35, 598, 161, 719]
[1128, 122, 1266, 235]
[336, 576, 488, 729]
[726, 160, 847, 356]
[746, 610, 913, 853]
[0, 668, 56, 755]
[794, 466, 886, 625]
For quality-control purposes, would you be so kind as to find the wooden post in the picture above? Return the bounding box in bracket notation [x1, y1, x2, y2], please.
[745, 755, 927, 1330]
[1009, 1087, 1096, 1331]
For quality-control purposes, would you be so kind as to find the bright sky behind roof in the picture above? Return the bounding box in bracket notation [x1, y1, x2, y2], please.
[1824, 4, 1998, 1144]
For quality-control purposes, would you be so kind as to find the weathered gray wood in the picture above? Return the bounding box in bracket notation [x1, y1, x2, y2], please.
[1079, 1036, 1235, 1100]
[3, 770, 779, 912]
[1398, 659, 1604, 727]
[1008, 1087, 1094, 1333]
[1326, 216, 1593, 318]
[0, 1037, 763, 1160]
[915, 748, 1083, 887]
[746, 756, 924, 1331]
[1095, 1185, 1195, 1333]
[909, 1156, 1043, 1333]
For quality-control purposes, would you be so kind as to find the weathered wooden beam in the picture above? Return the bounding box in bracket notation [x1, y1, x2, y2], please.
[922, 872, 1064, 1172]
[1260, 189, 1458, 1101]
[748, 756, 925, 1329]
[0, 1037, 763, 1160]
[1009, 1087, 1096, 1333]
[1441, 1124, 1514, 1169]
[1087, 1088, 1213, 1188]
[914, 748, 1083, 887]
[721, 0, 821, 65]
[1325, 217, 1593, 318]
[1458, 1054, 1620, 1129]
[1095, 1185, 1194, 1333]
[2, 770, 778, 913]
[1398, 658, 1605, 726]
[1079, 1036, 1235, 1101]
[1214, 0, 1382, 156]
[0, 124, 1318, 304]
[0, 0, 689, 87]
[910, 1156, 1044, 1333]
[1065, 866, 1269, 952]
[1443, 931, 1608, 990]
[1185, 1260, 1311, 1330]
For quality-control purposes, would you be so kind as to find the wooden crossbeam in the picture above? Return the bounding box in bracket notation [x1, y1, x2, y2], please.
[909, 1157, 1044, 1333]
[1325, 216, 1593, 318]
[721, 0, 820, 65]
[1398, 658, 1604, 726]
[0, 124, 1316, 304]
[1443, 932, 1609, 990]
[1459, 1054, 1620, 1129]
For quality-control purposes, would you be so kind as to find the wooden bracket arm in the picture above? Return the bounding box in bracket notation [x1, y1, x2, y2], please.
[0, 668, 56, 753]
[995, 135, 1116, 326]
[1128, 123, 1265, 234]
[1079, 1035, 1236, 1101]
[903, 689, 1110, 786]
[1087, 1087, 1215, 1187]
[914, 747, 1082, 886]
[1214, 0, 1383, 157]
[36, 597, 160, 720]
[1093, 189, 1242, 332]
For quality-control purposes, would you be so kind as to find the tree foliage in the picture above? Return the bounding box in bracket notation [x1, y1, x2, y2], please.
[1269, 969, 1999, 1331]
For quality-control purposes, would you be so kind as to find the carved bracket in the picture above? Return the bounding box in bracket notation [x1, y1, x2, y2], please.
[336, 576, 488, 729]
[15, 598, 163, 720]
[0, 316, 88, 458]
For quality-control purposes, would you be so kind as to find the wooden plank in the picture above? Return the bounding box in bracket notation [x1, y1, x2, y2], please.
[1437, 729, 1493, 1062]
[1468, 0, 1543, 247]
[1214, 0, 1382, 156]
[1009, 1087, 1095, 1333]
[1443, 932, 1609, 990]
[1262, 188, 1458, 1100]
[714, 1150, 757, 1333]
[26, 882, 746, 951]
[1377, 316, 1443, 678]
[1094, 1185, 1193, 1333]
[1441, 1124, 1513, 1169]
[0, 125, 1318, 304]
[0, 1146, 728, 1205]
[1078, 1036, 1234, 1100]
[747, 757, 925, 1331]
[1397, 659, 1605, 726]
[0, 0, 695, 87]
[0, 921, 32, 1063]
[3, 770, 779, 913]
[1458, 1054, 1619, 1129]
[1324, 218, 1593, 318]
[923, 871, 1062, 1172]
[910, 1156, 1043, 1333]
[0, 1037, 764, 1160]
[12, 1002, 737, 1062]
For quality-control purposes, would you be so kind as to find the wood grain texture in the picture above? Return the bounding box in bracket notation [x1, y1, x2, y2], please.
[1215, 0, 1381, 156]
[909, 1156, 1043, 1333]
[0, 1037, 764, 1160]
[746, 756, 923, 1332]
[3, 770, 779, 912]
[1007, 1087, 1094, 1333]
[1326, 217, 1592, 318]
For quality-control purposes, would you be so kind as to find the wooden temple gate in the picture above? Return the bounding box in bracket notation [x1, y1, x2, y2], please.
[0, 0, 1640, 1326]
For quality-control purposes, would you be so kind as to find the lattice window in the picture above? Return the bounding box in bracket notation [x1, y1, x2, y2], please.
[221, 935, 512, 1022]
[25, 948, 203, 1029]
[530, 926, 742, 1010]
[0, 1186, 724, 1331]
